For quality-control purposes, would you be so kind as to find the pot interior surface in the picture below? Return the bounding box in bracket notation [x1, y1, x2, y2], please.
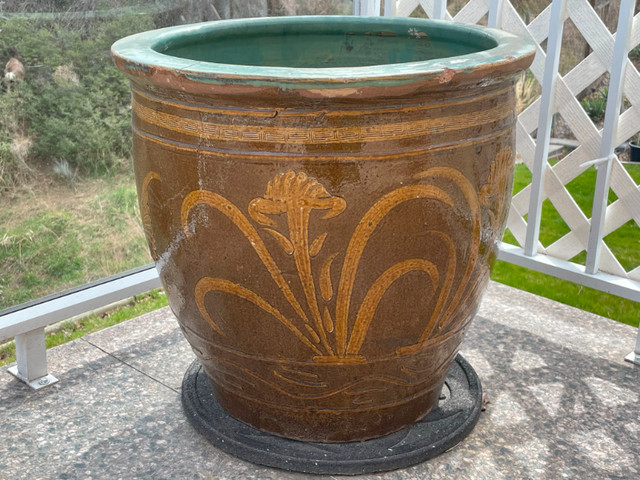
[153, 20, 497, 68]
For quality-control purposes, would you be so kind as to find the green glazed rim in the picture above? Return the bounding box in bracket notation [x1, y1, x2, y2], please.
[112, 15, 535, 91]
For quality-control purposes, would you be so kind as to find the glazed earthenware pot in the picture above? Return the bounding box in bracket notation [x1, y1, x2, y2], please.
[112, 16, 534, 442]
[630, 142, 640, 162]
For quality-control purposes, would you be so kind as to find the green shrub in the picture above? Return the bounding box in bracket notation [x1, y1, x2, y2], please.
[0, 14, 154, 182]
[581, 88, 608, 123]
[0, 136, 23, 191]
[0, 88, 31, 191]
[27, 81, 128, 174]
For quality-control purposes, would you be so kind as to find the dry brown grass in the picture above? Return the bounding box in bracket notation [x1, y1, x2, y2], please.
[2, 175, 96, 229]
[52, 64, 80, 86]
[516, 72, 540, 114]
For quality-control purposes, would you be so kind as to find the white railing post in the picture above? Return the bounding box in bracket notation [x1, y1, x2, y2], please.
[383, 0, 397, 16]
[487, 0, 503, 28]
[2, 265, 162, 389]
[584, 0, 635, 275]
[354, 0, 381, 16]
[7, 328, 58, 390]
[354, 0, 362, 15]
[433, 0, 447, 20]
[524, 0, 568, 257]
[626, 320, 640, 365]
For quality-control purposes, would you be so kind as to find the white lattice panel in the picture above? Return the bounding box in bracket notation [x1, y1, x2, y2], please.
[390, 0, 640, 282]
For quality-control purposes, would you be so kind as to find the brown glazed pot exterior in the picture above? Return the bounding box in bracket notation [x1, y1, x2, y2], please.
[113, 17, 535, 442]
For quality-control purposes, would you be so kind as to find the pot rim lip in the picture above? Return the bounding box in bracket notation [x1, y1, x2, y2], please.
[111, 15, 536, 90]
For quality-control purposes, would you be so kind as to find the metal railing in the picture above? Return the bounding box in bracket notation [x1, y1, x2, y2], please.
[0, 266, 161, 389]
[2, 0, 639, 389]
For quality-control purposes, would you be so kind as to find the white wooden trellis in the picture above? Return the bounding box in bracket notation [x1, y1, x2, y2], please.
[355, 0, 640, 363]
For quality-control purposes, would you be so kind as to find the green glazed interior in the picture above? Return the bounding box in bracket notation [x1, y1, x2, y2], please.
[156, 21, 497, 69]
[112, 16, 535, 89]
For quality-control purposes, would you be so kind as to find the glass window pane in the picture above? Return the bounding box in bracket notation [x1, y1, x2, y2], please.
[0, 0, 355, 312]
[0, 7, 159, 310]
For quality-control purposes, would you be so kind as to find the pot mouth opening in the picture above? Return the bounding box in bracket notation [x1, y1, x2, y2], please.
[112, 16, 536, 89]
[151, 17, 497, 69]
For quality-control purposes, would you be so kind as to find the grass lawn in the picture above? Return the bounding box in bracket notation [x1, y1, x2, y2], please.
[493, 161, 640, 328]
[0, 172, 152, 309]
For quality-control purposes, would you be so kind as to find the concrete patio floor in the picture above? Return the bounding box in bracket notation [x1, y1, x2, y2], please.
[1, 281, 639, 479]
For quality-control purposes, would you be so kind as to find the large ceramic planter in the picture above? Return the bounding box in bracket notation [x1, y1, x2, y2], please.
[113, 16, 534, 443]
[631, 142, 640, 162]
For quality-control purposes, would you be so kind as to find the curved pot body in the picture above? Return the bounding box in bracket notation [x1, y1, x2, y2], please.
[631, 142, 640, 162]
[113, 16, 534, 442]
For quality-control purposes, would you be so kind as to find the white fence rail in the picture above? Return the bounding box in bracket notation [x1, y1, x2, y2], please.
[0, 266, 161, 388]
[2, 0, 639, 389]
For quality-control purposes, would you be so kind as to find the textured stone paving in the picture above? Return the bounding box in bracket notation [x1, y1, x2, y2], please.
[1, 281, 639, 479]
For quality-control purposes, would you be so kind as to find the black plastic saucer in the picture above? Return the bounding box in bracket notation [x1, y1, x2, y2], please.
[181, 354, 482, 475]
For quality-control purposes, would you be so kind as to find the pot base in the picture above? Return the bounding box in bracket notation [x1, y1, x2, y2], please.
[181, 354, 482, 475]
